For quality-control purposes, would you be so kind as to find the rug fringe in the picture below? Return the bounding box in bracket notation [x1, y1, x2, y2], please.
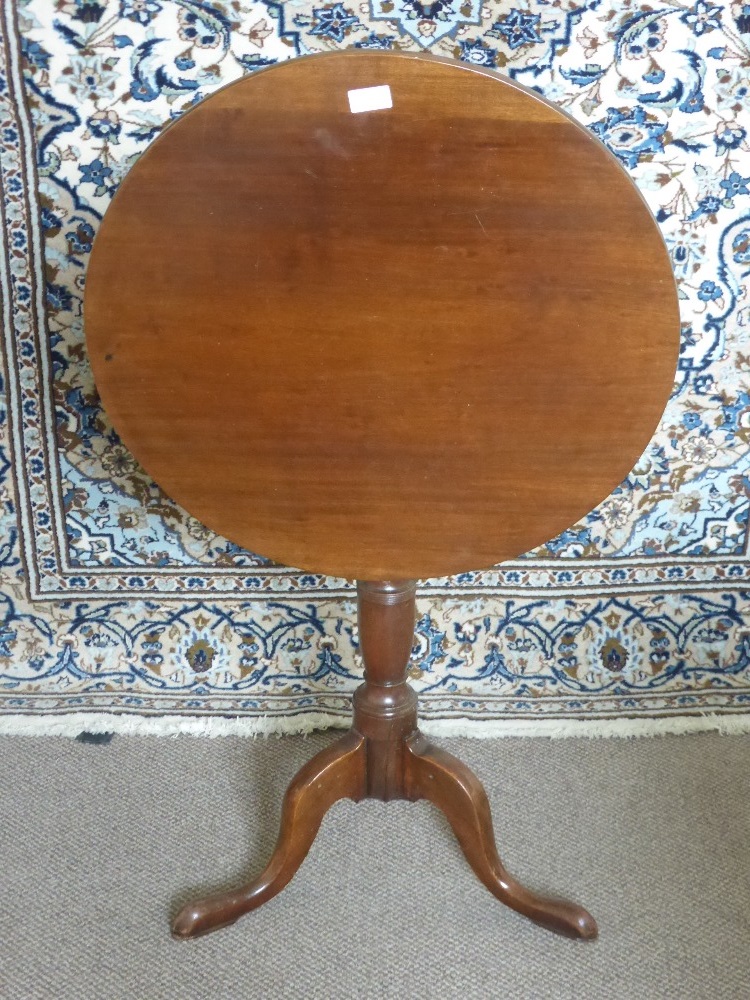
[1, 711, 750, 739]
[0, 712, 343, 739]
[422, 714, 750, 739]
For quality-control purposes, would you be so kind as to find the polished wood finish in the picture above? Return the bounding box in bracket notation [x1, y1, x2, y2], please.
[85, 51, 680, 581]
[172, 729, 367, 938]
[172, 582, 597, 940]
[84, 52, 680, 942]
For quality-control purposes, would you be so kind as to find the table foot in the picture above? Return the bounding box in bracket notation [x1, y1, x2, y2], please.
[403, 733, 598, 940]
[171, 730, 367, 939]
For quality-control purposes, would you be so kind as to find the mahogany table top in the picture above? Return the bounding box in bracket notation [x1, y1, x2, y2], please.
[85, 52, 680, 580]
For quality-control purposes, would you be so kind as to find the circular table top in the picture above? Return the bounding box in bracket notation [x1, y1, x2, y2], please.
[85, 52, 680, 581]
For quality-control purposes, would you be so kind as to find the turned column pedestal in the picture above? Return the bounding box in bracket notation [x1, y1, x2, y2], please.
[171, 581, 598, 940]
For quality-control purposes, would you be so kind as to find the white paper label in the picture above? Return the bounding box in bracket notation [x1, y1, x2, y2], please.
[347, 85, 393, 114]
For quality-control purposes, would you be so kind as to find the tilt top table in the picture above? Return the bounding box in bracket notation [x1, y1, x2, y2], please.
[85, 52, 680, 941]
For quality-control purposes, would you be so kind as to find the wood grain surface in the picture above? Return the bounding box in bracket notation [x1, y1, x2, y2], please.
[84, 51, 680, 580]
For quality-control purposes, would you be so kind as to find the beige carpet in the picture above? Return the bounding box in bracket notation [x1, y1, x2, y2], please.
[1, 731, 748, 999]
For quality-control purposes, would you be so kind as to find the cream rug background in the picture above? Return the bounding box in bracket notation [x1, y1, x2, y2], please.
[1, 0, 749, 735]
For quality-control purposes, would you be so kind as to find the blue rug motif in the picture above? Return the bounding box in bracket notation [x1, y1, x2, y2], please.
[0, 0, 749, 730]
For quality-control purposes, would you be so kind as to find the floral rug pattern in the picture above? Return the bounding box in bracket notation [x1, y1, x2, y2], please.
[1, 0, 749, 728]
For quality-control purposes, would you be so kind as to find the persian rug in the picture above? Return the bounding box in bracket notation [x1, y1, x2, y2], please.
[1, 0, 749, 737]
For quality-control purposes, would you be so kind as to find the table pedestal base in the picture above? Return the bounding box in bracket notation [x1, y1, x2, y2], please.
[171, 581, 598, 941]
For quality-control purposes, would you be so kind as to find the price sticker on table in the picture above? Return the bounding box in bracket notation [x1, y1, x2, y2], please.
[347, 84, 392, 114]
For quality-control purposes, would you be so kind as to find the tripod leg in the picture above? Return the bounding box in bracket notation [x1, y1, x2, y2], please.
[172, 730, 367, 939]
[403, 734, 597, 940]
